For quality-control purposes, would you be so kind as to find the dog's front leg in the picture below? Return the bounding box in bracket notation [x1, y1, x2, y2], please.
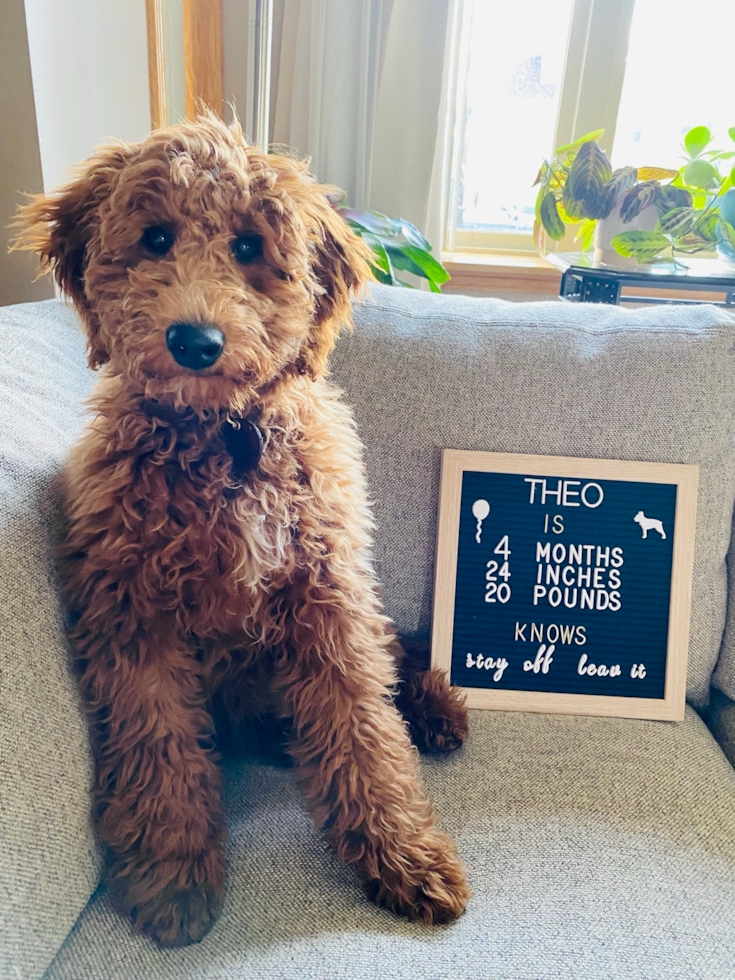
[75, 618, 225, 947]
[276, 581, 471, 924]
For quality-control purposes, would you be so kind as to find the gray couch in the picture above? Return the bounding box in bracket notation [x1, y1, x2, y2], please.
[4, 286, 735, 980]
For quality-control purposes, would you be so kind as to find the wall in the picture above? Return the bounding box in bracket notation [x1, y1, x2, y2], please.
[0, 0, 53, 305]
[24, 0, 151, 194]
[1, 0, 152, 306]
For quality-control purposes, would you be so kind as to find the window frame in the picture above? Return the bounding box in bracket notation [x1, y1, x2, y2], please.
[444, 0, 636, 255]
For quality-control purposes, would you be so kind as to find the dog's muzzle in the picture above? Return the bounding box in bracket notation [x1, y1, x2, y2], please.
[166, 323, 225, 370]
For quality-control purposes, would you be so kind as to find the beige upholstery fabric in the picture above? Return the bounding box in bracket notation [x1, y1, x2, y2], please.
[0, 301, 99, 980]
[45, 708, 735, 980]
[331, 286, 735, 707]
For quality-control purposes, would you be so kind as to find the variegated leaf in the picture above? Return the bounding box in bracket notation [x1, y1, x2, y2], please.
[567, 140, 612, 205]
[674, 234, 707, 250]
[657, 207, 696, 237]
[594, 167, 638, 219]
[720, 219, 735, 248]
[611, 231, 670, 261]
[620, 181, 660, 223]
[562, 180, 586, 220]
[539, 191, 565, 240]
[693, 211, 719, 242]
[637, 167, 679, 181]
[655, 185, 693, 216]
[582, 188, 614, 220]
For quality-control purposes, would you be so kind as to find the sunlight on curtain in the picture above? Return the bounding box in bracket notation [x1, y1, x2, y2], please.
[271, 0, 452, 252]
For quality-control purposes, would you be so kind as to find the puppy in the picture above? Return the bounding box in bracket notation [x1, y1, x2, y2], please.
[15, 114, 470, 947]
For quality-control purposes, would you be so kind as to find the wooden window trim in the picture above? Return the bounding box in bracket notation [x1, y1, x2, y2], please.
[146, 0, 167, 129]
[183, 0, 224, 118]
[442, 250, 732, 304]
[146, 0, 224, 126]
[442, 251, 562, 295]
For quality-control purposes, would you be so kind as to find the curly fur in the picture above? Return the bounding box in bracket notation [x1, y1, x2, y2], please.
[14, 113, 470, 947]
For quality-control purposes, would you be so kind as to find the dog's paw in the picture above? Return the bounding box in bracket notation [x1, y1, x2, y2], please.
[364, 831, 471, 925]
[396, 670, 469, 755]
[109, 853, 223, 948]
[133, 878, 222, 947]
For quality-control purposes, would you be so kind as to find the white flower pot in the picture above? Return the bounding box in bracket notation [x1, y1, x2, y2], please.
[593, 201, 659, 269]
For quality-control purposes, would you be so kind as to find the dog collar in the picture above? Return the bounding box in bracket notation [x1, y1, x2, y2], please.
[140, 400, 265, 477]
[221, 412, 264, 476]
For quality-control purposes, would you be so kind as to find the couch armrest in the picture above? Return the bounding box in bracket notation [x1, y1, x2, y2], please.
[702, 688, 735, 769]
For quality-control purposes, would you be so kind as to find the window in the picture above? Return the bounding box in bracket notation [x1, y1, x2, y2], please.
[446, 0, 735, 255]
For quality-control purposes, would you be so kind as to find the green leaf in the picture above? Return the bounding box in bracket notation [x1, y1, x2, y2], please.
[720, 219, 735, 249]
[548, 164, 569, 191]
[574, 218, 596, 251]
[693, 211, 720, 242]
[361, 232, 391, 275]
[684, 125, 713, 158]
[657, 207, 695, 237]
[728, 127, 735, 145]
[567, 141, 612, 205]
[396, 218, 432, 252]
[611, 231, 670, 261]
[533, 162, 548, 187]
[620, 181, 660, 222]
[557, 201, 583, 224]
[370, 265, 392, 285]
[535, 186, 546, 221]
[343, 208, 432, 252]
[340, 209, 401, 238]
[683, 159, 719, 189]
[384, 242, 450, 286]
[554, 129, 605, 157]
[539, 191, 565, 240]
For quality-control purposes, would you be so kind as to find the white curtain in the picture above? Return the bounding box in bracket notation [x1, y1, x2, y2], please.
[271, 0, 456, 254]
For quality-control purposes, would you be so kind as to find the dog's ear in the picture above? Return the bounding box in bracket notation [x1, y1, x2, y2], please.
[299, 188, 374, 380]
[12, 144, 131, 369]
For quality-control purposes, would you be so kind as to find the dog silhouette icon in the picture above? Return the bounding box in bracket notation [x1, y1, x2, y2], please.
[633, 511, 666, 539]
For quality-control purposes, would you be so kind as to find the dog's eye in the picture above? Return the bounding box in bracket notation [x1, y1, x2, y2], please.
[232, 234, 263, 265]
[141, 226, 175, 256]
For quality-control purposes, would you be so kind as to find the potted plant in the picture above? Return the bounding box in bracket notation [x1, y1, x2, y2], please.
[336, 207, 450, 292]
[535, 127, 735, 266]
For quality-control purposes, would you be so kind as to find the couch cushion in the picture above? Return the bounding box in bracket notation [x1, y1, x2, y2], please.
[0, 300, 98, 980]
[331, 285, 735, 707]
[44, 707, 735, 980]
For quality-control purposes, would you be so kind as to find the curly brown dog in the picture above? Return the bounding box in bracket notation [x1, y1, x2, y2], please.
[15, 114, 470, 948]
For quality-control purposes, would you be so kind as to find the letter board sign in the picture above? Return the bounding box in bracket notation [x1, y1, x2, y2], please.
[431, 451, 698, 721]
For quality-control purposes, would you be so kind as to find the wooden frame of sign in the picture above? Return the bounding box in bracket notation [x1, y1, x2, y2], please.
[431, 451, 698, 721]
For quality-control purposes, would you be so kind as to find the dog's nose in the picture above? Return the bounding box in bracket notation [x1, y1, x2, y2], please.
[165, 323, 225, 370]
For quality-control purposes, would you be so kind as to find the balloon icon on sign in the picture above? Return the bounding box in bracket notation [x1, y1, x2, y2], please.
[472, 499, 490, 543]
